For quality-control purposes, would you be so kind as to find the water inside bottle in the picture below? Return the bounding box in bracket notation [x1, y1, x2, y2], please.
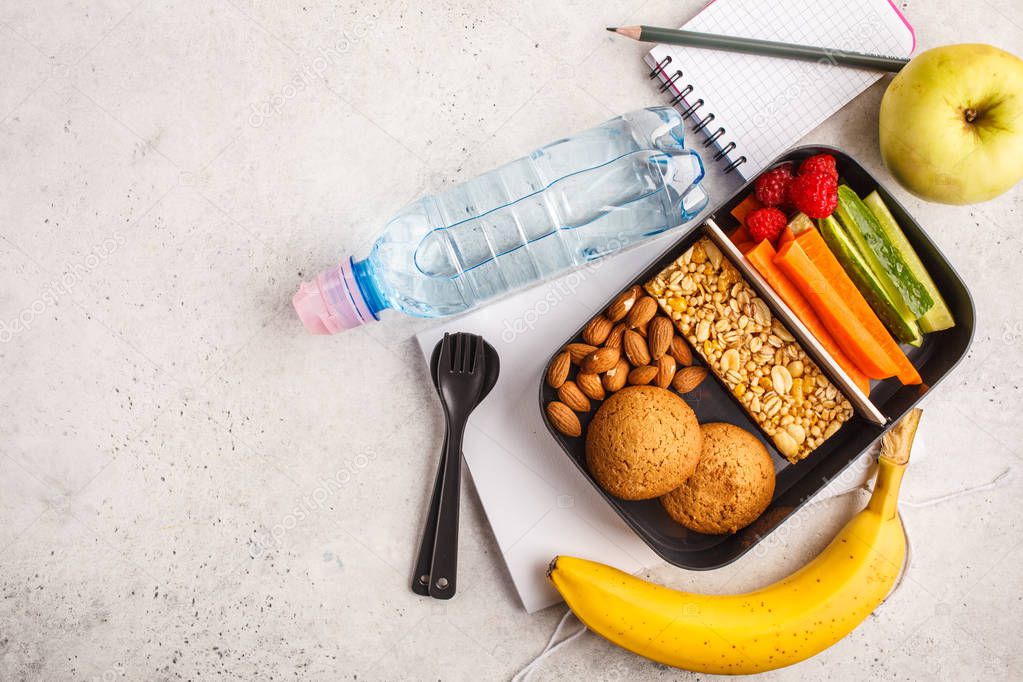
[411, 149, 705, 308]
[295, 108, 712, 332]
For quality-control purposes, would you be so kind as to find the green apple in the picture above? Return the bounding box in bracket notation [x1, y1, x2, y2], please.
[879, 43, 1023, 204]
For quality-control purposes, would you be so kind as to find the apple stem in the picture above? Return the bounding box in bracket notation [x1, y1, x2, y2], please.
[964, 108, 978, 123]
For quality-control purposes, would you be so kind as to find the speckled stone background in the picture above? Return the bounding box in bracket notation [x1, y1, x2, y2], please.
[1, 1, 1021, 680]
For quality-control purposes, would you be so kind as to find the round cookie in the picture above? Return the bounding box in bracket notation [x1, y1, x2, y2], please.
[661, 422, 776, 534]
[585, 386, 702, 500]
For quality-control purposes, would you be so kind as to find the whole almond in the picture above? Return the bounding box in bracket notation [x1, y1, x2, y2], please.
[581, 346, 620, 374]
[670, 336, 693, 366]
[625, 296, 657, 329]
[623, 329, 651, 367]
[627, 365, 658, 386]
[582, 315, 614, 346]
[565, 342, 597, 365]
[576, 372, 605, 401]
[672, 366, 707, 393]
[606, 288, 638, 322]
[656, 354, 677, 389]
[604, 322, 627, 350]
[647, 317, 673, 360]
[546, 351, 571, 389]
[602, 358, 629, 393]
[557, 381, 591, 413]
[546, 401, 582, 437]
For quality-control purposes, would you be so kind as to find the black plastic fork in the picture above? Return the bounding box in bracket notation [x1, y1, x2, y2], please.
[412, 337, 498, 597]
[428, 333, 486, 598]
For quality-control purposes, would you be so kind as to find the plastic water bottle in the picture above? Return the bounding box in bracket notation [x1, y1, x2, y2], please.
[294, 107, 708, 334]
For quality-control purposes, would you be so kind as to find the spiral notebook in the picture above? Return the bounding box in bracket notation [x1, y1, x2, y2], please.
[645, 0, 915, 181]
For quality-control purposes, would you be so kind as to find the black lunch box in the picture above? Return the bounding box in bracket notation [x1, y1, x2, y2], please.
[538, 146, 974, 570]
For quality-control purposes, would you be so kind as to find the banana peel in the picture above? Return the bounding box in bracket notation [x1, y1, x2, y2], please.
[548, 409, 922, 675]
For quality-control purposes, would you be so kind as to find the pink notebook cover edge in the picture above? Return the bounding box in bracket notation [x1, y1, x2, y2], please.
[691, 0, 916, 53]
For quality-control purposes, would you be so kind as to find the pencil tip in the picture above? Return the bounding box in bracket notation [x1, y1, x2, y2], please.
[606, 27, 618, 32]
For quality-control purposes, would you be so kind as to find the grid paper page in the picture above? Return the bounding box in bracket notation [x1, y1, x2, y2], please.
[645, 0, 914, 180]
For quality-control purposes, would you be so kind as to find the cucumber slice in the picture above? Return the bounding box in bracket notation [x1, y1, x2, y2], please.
[863, 191, 955, 333]
[788, 212, 815, 236]
[833, 191, 918, 328]
[819, 216, 922, 346]
[835, 186, 934, 319]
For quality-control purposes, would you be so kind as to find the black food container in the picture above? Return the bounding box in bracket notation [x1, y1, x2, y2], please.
[538, 146, 974, 570]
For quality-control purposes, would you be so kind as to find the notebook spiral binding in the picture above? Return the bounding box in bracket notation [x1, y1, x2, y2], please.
[648, 55, 746, 175]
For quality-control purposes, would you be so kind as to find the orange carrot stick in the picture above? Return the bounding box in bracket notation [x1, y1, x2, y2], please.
[730, 194, 763, 225]
[774, 240, 899, 380]
[795, 229, 921, 385]
[745, 240, 871, 394]
[730, 226, 752, 246]
[777, 226, 795, 248]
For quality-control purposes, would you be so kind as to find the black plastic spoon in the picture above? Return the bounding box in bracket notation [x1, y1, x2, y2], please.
[411, 335, 499, 598]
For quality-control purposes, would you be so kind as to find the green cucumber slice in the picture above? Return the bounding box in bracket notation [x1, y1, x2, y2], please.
[819, 216, 922, 346]
[835, 185, 934, 319]
[833, 192, 918, 327]
[788, 212, 815, 236]
[863, 191, 955, 333]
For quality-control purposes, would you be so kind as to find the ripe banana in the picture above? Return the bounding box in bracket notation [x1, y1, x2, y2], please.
[549, 409, 922, 675]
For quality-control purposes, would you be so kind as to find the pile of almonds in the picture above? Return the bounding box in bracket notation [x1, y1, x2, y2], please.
[545, 285, 707, 438]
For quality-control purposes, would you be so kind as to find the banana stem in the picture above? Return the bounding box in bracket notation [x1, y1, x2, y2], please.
[880, 408, 922, 466]
[868, 409, 922, 519]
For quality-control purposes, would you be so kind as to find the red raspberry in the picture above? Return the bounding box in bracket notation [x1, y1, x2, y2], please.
[787, 171, 838, 219]
[798, 154, 838, 181]
[754, 164, 794, 207]
[745, 207, 788, 243]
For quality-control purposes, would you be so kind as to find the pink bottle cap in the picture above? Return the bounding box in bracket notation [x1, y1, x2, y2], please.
[292, 258, 376, 334]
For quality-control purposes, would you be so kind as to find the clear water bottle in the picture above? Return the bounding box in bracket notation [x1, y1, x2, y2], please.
[294, 107, 708, 334]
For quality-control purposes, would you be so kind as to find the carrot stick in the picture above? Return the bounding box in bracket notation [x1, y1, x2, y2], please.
[795, 229, 921, 385]
[774, 240, 899, 380]
[745, 240, 871, 394]
[731, 225, 752, 245]
[777, 226, 795, 248]
[730, 194, 763, 225]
